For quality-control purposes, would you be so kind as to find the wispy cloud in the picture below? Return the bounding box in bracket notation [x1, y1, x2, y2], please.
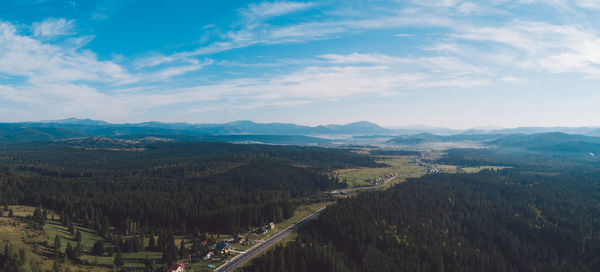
[145, 59, 213, 81]
[0, 21, 130, 85]
[32, 18, 75, 37]
[319, 53, 481, 75]
[575, 0, 600, 9]
[453, 21, 600, 76]
[241, 1, 314, 21]
[175, 13, 452, 58]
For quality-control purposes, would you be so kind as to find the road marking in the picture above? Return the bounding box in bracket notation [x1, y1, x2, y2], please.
[214, 207, 326, 272]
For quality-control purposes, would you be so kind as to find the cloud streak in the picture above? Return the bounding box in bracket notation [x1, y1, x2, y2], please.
[32, 18, 75, 37]
[241, 1, 314, 21]
[0, 21, 130, 85]
[453, 21, 600, 76]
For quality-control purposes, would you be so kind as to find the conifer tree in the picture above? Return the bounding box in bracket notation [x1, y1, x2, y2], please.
[53, 236, 61, 259]
[75, 230, 82, 243]
[114, 248, 124, 268]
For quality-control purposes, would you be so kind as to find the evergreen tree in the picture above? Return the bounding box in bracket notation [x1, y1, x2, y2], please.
[100, 216, 111, 238]
[178, 239, 187, 259]
[74, 243, 84, 259]
[161, 232, 177, 265]
[8, 208, 13, 217]
[65, 243, 73, 261]
[148, 235, 156, 250]
[143, 255, 156, 272]
[92, 240, 104, 256]
[75, 230, 82, 243]
[191, 237, 198, 254]
[114, 248, 124, 268]
[53, 236, 61, 259]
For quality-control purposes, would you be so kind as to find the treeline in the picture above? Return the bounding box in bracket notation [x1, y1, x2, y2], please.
[369, 149, 420, 156]
[244, 169, 600, 272]
[0, 141, 377, 237]
[433, 147, 600, 172]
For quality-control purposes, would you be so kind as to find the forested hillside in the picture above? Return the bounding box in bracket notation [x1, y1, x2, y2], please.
[0, 140, 378, 236]
[244, 162, 600, 271]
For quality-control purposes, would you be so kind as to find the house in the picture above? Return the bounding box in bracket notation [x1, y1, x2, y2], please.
[267, 222, 275, 229]
[232, 235, 246, 244]
[164, 263, 185, 272]
[257, 227, 268, 234]
[215, 242, 231, 254]
[201, 251, 213, 260]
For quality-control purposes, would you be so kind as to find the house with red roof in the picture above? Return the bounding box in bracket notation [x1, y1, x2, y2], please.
[164, 263, 185, 272]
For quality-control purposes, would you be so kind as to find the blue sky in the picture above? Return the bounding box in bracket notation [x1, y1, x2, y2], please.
[1, 0, 600, 128]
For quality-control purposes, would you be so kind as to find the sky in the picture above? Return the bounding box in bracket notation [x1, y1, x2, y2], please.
[1, 0, 600, 128]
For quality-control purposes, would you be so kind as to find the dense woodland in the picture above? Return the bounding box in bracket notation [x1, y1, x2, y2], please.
[0, 140, 379, 267]
[244, 150, 600, 272]
[3, 137, 600, 271]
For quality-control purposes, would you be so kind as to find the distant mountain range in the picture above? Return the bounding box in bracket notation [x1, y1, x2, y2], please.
[1, 118, 599, 145]
[386, 132, 600, 154]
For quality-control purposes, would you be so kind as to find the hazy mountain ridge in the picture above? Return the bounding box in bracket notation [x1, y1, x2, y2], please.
[2, 118, 600, 146]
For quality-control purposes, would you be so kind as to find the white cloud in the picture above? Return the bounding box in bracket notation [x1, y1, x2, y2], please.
[575, 0, 600, 9]
[0, 21, 131, 85]
[32, 18, 75, 37]
[172, 55, 487, 108]
[133, 54, 176, 69]
[241, 1, 314, 21]
[319, 53, 399, 64]
[146, 59, 213, 81]
[454, 21, 600, 76]
[176, 13, 452, 58]
[411, 0, 461, 8]
[319, 53, 480, 75]
[501, 76, 522, 83]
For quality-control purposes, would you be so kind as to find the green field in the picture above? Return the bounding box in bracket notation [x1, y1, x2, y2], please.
[1, 206, 111, 272]
[460, 165, 510, 173]
[335, 156, 425, 187]
[335, 154, 509, 189]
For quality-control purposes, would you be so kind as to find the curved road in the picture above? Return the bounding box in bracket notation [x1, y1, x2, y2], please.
[214, 174, 401, 271]
[215, 207, 326, 272]
[328, 174, 398, 194]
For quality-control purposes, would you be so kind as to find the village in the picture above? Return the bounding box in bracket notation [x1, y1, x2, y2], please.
[163, 222, 276, 272]
[363, 172, 398, 185]
[423, 167, 445, 174]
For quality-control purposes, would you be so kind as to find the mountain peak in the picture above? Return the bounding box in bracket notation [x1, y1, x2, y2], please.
[345, 121, 383, 127]
[42, 118, 109, 126]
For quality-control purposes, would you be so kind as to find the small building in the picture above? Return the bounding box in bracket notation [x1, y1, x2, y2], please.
[201, 251, 213, 260]
[267, 222, 275, 229]
[257, 227, 268, 234]
[215, 242, 231, 254]
[232, 235, 246, 244]
[164, 263, 185, 272]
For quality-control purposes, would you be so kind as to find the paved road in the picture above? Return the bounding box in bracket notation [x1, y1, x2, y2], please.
[328, 174, 398, 195]
[215, 207, 326, 272]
